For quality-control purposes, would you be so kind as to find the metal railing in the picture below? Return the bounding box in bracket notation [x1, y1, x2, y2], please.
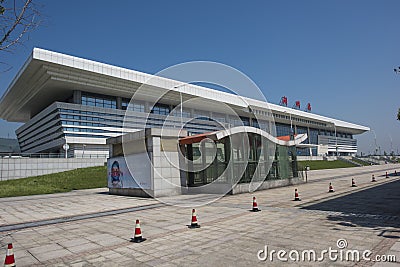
[0, 153, 108, 159]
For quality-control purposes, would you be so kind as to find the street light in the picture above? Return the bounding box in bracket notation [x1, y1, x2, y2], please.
[173, 83, 188, 129]
[82, 144, 86, 158]
[62, 137, 69, 159]
[283, 110, 294, 140]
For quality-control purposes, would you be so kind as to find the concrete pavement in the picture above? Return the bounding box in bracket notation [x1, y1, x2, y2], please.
[0, 164, 399, 266]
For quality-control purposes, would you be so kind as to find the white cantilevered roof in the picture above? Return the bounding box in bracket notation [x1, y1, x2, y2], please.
[0, 48, 369, 134]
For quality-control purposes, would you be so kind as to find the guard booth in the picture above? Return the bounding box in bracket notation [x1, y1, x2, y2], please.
[106, 127, 307, 197]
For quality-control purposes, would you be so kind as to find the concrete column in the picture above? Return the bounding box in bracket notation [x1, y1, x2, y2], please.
[73, 90, 82, 104]
[116, 97, 122, 109]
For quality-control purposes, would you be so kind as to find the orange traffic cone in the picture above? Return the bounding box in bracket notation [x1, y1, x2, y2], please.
[351, 178, 357, 187]
[385, 172, 388, 178]
[328, 182, 334, 193]
[371, 174, 376, 182]
[131, 219, 146, 243]
[4, 243, 15, 267]
[294, 189, 301, 201]
[188, 209, 200, 228]
[251, 196, 261, 212]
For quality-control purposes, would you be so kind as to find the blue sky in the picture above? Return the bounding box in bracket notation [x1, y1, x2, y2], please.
[0, 0, 399, 154]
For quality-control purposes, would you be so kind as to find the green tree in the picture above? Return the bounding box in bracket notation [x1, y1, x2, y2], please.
[398, 108, 400, 121]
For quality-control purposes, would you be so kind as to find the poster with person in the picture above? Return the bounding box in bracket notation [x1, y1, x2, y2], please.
[107, 153, 152, 189]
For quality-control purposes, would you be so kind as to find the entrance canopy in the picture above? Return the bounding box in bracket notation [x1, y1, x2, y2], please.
[179, 126, 308, 147]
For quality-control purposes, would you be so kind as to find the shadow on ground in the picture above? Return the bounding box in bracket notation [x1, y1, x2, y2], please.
[302, 179, 400, 232]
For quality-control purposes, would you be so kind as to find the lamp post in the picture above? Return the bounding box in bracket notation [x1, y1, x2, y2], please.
[283, 110, 294, 140]
[173, 83, 188, 129]
[62, 138, 69, 159]
[82, 144, 86, 158]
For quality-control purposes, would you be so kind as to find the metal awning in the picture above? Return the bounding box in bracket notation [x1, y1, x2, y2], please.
[179, 126, 308, 147]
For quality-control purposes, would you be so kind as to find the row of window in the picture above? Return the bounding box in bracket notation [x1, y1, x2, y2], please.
[64, 133, 112, 139]
[21, 128, 64, 151]
[273, 113, 326, 127]
[275, 123, 353, 142]
[61, 107, 354, 142]
[62, 120, 112, 128]
[60, 114, 123, 123]
[19, 120, 62, 146]
[81, 93, 117, 109]
[121, 100, 145, 112]
[78, 93, 327, 131]
[59, 108, 125, 118]
[18, 109, 59, 138]
[63, 127, 122, 134]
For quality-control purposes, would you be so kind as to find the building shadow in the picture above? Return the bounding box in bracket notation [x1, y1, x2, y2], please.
[302, 179, 400, 232]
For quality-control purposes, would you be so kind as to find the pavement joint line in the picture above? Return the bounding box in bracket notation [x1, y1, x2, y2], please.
[0, 189, 112, 203]
[7, 198, 400, 265]
[295, 176, 400, 208]
[304, 166, 399, 185]
[1, 176, 397, 233]
[33, 198, 400, 266]
[353, 235, 398, 267]
[0, 203, 165, 233]
[208, 203, 400, 221]
[25, 249, 41, 264]
[25, 209, 254, 265]
[0, 194, 222, 233]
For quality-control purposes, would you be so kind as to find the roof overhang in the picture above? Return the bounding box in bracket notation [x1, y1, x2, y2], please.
[0, 48, 370, 136]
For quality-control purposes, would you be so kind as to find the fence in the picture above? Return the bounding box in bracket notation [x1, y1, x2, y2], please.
[0, 153, 108, 159]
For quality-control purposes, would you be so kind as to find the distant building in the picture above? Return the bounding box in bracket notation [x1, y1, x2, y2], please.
[0, 138, 20, 154]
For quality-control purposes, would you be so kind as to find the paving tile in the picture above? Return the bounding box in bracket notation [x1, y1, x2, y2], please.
[31, 248, 73, 262]
[0, 165, 399, 266]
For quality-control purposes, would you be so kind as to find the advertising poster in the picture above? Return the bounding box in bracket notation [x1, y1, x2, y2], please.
[107, 153, 152, 190]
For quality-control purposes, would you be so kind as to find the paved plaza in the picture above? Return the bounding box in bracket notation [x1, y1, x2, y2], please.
[0, 164, 399, 266]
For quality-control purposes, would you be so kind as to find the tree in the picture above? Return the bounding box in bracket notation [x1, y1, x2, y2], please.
[0, 0, 40, 69]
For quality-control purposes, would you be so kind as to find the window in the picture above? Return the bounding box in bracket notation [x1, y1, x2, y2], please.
[81, 92, 116, 109]
[193, 110, 210, 121]
[276, 123, 291, 137]
[240, 117, 250, 126]
[122, 99, 145, 112]
[170, 108, 191, 118]
[212, 113, 226, 123]
[151, 104, 170, 115]
[252, 119, 260, 128]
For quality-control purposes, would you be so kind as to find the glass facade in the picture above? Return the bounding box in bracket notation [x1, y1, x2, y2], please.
[17, 89, 357, 156]
[170, 109, 191, 118]
[81, 92, 116, 109]
[183, 132, 298, 187]
[121, 99, 145, 112]
[151, 104, 170, 115]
